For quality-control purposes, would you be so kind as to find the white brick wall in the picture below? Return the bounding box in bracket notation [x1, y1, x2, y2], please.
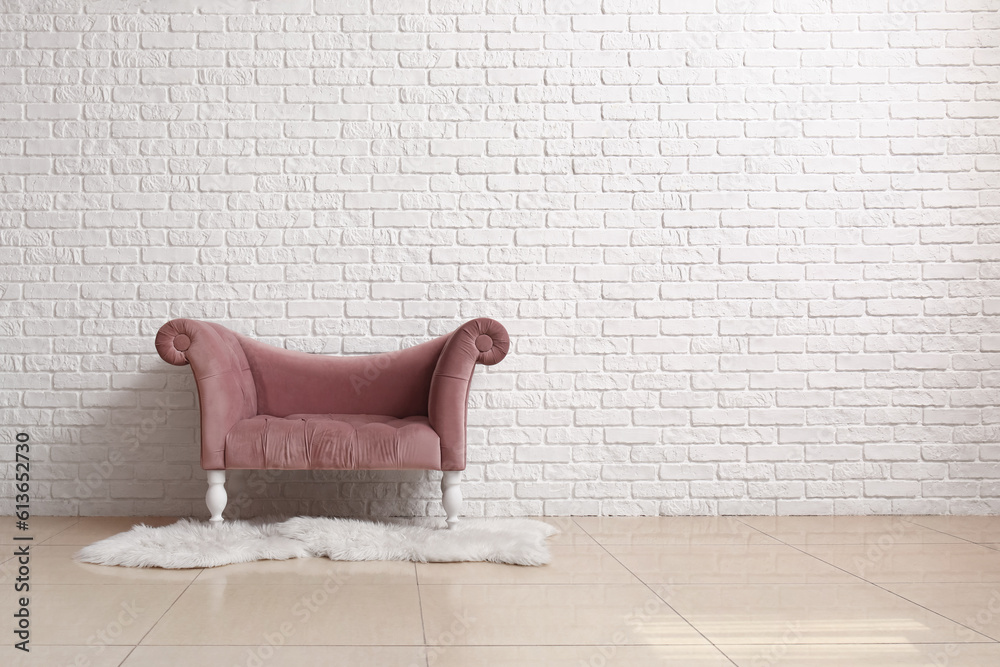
[2, 0, 999, 518]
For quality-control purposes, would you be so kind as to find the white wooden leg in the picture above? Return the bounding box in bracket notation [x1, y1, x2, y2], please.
[441, 470, 462, 529]
[206, 470, 227, 524]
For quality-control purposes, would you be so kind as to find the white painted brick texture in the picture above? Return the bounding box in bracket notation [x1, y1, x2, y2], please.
[1, 0, 999, 518]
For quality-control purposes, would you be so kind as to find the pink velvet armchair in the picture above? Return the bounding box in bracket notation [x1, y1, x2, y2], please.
[154, 318, 510, 528]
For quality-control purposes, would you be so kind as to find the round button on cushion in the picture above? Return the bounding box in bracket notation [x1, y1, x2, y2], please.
[475, 334, 493, 352]
[174, 334, 191, 352]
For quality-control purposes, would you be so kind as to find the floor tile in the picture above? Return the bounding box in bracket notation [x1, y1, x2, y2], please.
[416, 545, 639, 585]
[905, 516, 1000, 545]
[0, 645, 132, 667]
[0, 584, 185, 645]
[428, 645, 734, 666]
[722, 642, 1000, 667]
[121, 645, 427, 667]
[884, 583, 1000, 641]
[0, 517, 78, 545]
[141, 584, 424, 645]
[39, 517, 178, 546]
[574, 517, 779, 546]
[7, 512, 1000, 663]
[193, 557, 416, 586]
[738, 516, 964, 545]
[0, 546, 201, 585]
[419, 583, 707, 646]
[656, 583, 992, 645]
[606, 544, 857, 584]
[801, 543, 1000, 583]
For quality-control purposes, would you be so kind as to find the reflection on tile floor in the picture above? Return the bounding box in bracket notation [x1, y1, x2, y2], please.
[142, 583, 425, 646]
[605, 543, 857, 584]
[738, 515, 966, 545]
[722, 642, 1000, 667]
[0, 515, 997, 666]
[883, 582, 1000, 641]
[654, 582, 991, 645]
[800, 542, 1000, 583]
[419, 583, 706, 646]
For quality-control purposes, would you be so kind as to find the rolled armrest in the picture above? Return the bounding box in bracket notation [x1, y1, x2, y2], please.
[428, 318, 510, 471]
[155, 319, 257, 470]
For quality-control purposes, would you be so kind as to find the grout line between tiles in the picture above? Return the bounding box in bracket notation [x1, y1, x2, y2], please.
[412, 561, 430, 666]
[569, 518, 741, 667]
[132, 559, 205, 647]
[116, 645, 137, 667]
[33, 516, 82, 546]
[899, 516, 998, 547]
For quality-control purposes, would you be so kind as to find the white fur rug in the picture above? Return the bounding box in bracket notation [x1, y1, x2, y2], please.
[74, 517, 558, 569]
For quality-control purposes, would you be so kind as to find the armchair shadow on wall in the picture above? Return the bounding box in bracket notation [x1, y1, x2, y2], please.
[153, 317, 510, 529]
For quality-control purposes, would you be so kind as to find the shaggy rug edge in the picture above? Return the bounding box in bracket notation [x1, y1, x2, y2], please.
[74, 517, 559, 569]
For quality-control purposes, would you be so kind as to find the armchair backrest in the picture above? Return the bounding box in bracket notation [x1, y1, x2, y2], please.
[237, 334, 450, 419]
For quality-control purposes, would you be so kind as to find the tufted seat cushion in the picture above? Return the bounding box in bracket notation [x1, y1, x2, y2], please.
[224, 414, 442, 470]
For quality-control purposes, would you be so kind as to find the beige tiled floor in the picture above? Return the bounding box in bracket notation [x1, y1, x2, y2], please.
[2, 515, 1000, 666]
